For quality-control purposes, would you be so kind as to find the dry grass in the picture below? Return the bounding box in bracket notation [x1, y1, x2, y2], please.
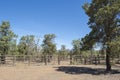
[0, 64, 120, 80]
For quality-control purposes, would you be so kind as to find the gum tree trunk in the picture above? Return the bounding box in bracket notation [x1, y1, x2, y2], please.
[106, 47, 111, 71]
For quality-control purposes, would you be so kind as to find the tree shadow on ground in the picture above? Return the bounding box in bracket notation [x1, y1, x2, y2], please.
[54, 66, 120, 75]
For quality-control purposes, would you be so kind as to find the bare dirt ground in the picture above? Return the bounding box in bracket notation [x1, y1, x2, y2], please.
[0, 64, 120, 80]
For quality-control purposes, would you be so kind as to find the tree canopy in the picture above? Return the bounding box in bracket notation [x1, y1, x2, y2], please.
[42, 34, 56, 55]
[72, 39, 82, 55]
[83, 0, 120, 71]
[0, 21, 16, 63]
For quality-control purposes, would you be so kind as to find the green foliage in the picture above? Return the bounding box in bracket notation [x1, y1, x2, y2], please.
[72, 39, 82, 55]
[18, 35, 39, 55]
[0, 21, 17, 64]
[109, 37, 120, 57]
[9, 35, 18, 55]
[81, 32, 96, 51]
[0, 21, 17, 55]
[83, 0, 120, 71]
[42, 34, 56, 55]
[58, 45, 69, 56]
[83, 0, 120, 44]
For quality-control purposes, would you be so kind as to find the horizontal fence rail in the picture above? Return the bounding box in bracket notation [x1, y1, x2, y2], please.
[0, 55, 120, 66]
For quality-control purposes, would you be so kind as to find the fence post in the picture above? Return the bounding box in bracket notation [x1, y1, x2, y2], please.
[84, 56, 87, 65]
[28, 55, 31, 66]
[13, 55, 15, 66]
[58, 54, 60, 65]
[90, 56, 92, 64]
[24, 55, 25, 62]
[70, 54, 72, 65]
[95, 56, 97, 65]
[0, 55, 1, 66]
[44, 55, 47, 65]
[98, 55, 100, 64]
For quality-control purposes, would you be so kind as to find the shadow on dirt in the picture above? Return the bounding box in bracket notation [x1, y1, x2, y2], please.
[54, 66, 120, 75]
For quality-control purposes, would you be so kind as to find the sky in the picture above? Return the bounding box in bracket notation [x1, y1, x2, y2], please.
[0, 0, 91, 50]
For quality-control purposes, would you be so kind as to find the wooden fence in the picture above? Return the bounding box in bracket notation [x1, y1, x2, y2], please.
[0, 55, 120, 66]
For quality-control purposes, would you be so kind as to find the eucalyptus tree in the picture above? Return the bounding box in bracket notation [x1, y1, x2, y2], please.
[58, 45, 69, 56]
[83, 0, 120, 71]
[42, 34, 56, 55]
[0, 21, 16, 64]
[18, 35, 37, 55]
[9, 34, 18, 55]
[72, 39, 82, 55]
[18, 36, 27, 55]
[109, 36, 120, 57]
[81, 31, 96, 55]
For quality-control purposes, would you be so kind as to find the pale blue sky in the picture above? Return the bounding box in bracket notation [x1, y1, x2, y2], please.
[0, 0, 91, 49]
